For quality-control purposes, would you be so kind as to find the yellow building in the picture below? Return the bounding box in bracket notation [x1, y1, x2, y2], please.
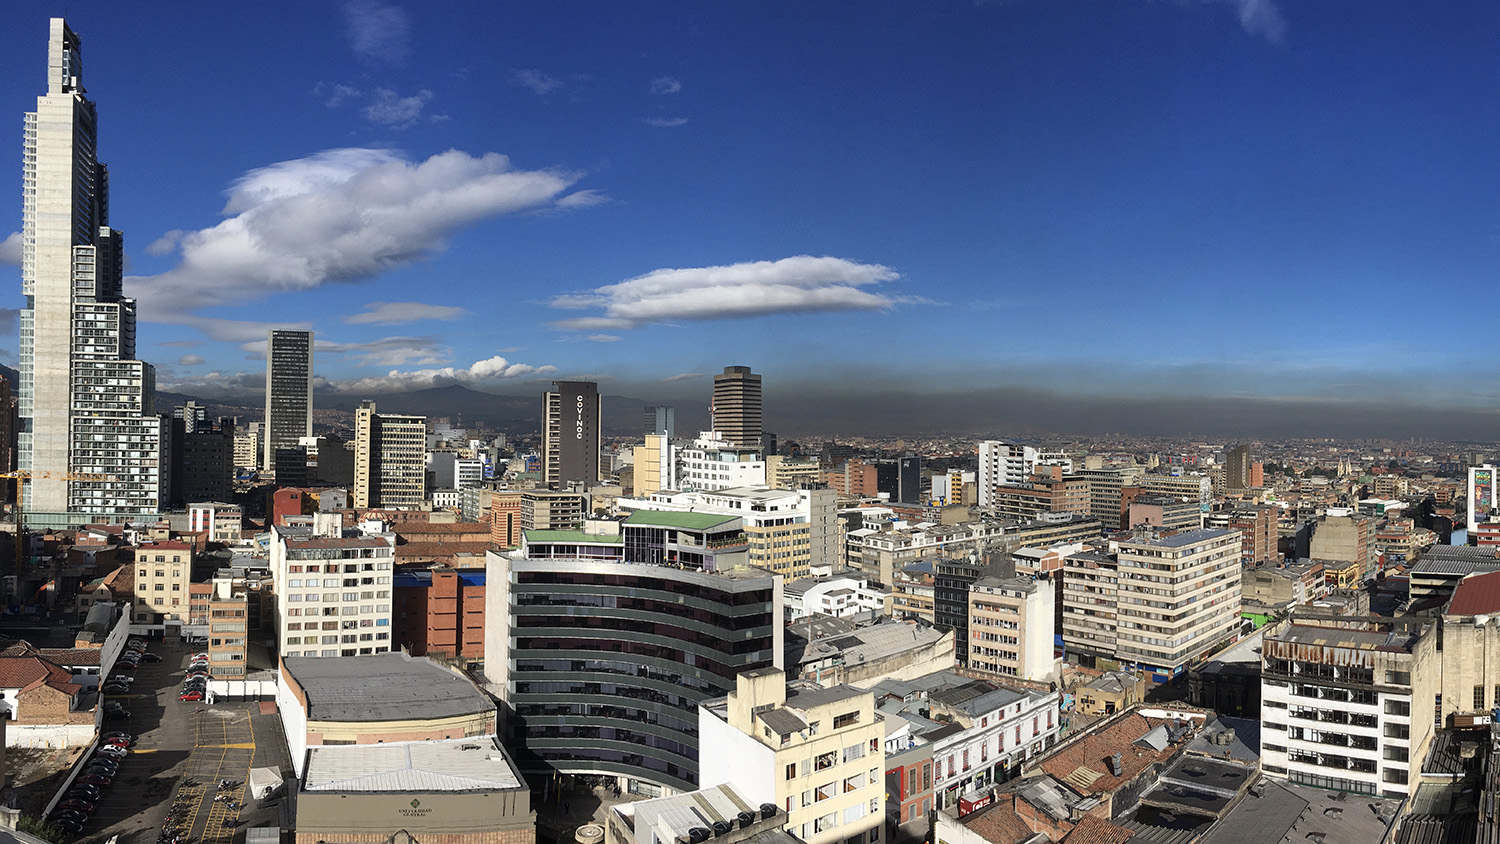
[133, 540, 193, 623]
[699, 668, 885, 844]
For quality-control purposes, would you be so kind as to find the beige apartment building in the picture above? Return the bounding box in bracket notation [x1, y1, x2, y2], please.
[1114, 528, 1241, 680]
[699, 668, 885, 844]
[134, 540, 193, 623]
[1061, 550, 1120, 668]
[967, 576, 1055, 682]
[767, 455, 824, 491]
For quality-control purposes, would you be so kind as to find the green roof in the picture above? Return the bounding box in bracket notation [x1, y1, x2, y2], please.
[524, 530, 623, 544]
[624, 510, 741, 530]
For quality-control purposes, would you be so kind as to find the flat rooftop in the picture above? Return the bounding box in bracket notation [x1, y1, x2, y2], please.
[1266, 623, 1418, 652]
[302, 736, 524, 793]
[283, 652, 494, 722]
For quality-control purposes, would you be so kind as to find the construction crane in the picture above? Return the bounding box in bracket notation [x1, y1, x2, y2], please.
[0, 470, 117, 575]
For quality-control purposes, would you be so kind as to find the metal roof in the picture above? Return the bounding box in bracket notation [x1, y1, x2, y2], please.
[302, 737, 523, 793]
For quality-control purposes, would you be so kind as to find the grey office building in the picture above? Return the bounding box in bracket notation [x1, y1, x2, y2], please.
[485, 553, 783, 794]
[264, 330, 313, 478]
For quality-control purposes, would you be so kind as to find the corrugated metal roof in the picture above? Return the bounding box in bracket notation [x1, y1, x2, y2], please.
[1448, 571, 1500, 616]
[624, 510, 741, 530]
[302, 737, 523, 792]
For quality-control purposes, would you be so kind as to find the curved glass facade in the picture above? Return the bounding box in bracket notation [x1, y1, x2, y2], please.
[498, 558, 780, 793]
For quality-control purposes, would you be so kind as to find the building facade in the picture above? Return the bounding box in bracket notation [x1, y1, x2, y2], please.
[352, 400, 426, 509]
[542, 380, 600, 488]
[1113, 528, 1241, 681]
[485, 553, 782, 795]
[20, 19, 164, 518]
[264, 330, 313, 479]
[269, 525, 397, 658]
[1259, 617, 1436, 799]
[698, 669, 885, 844]
[712, 366, 762, 449]
[968, 576, 1054, 682]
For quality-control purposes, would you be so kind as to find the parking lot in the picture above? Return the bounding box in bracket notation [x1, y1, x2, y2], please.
[71, 637, 291, 844]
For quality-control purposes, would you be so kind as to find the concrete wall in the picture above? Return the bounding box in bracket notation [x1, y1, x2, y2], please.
[295, 788, 534, 843]
[697, 704, 776, 804]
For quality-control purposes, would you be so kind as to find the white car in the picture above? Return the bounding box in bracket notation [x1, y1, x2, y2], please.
[109, 675, 134, 684]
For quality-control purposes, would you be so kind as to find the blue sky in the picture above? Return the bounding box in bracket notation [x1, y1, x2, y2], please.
[1, 1, 1498, 431]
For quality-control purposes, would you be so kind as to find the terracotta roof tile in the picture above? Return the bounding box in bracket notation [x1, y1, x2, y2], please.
[1061, 816, 1134, 844]
[1037, 713, 1181, 795]
[961, 805, 1037, 844]
[0, 655, 81, 696]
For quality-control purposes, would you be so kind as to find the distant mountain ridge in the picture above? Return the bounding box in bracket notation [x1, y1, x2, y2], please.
[150, 381, 706, 437]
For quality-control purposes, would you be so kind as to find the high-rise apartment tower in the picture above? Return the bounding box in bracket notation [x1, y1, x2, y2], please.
[712, 365, 761, 448]
[21, 19, 165, 518]
[542, 381, 600, 488]
[264, 330, 313, 479]
[352, 400, 427, 509]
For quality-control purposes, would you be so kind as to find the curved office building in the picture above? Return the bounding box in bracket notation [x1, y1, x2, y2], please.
[485, 553, 782, 795]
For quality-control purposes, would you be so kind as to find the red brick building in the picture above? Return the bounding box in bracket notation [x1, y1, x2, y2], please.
[393, 567, 486, 665]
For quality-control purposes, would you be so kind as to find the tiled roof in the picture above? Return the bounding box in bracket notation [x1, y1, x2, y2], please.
[0, 654, 81, 696]
[394, 540, 492, 559]
[961, 805, 1036, 844]
[1448, 570, 1500, 616]
[1064, 816, 1135, 844]
[1037, 714, 1180, 795]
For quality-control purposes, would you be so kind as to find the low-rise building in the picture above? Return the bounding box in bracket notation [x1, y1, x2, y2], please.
[133, 539, 194, 625]
[607, 784, 800, 844]
[277, 652, 498, 777]
[698, 668, 886, 844]
[295, 737, 534, 844]
[785, 575, 890, 621]
[787, 620, 955, 689]
[871, 671, 1060, 811]
[392, 566, 486, 667]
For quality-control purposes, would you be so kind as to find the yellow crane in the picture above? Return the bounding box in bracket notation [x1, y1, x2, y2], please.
[1, 470, 117, 572]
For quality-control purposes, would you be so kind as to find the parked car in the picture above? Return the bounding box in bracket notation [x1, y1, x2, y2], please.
[96, 745, 127, 758]
[143, 653, 162, 663]
[101, 731, 134, 743]
[58, 799, 94, 813]
[53, 819, 84, 835]
[180, 691, 203, 702]
[103, 708, 131, 721]
[49, 809, 88, 823]
[66, 785, 101, 801]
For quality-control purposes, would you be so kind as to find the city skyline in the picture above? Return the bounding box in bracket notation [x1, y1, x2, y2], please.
[1, 4, 1499, 440]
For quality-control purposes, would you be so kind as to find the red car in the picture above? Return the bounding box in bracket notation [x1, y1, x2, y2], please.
[77, 774, 111, 787]
[180, 690, 203, 702]
[58, 799, 94, 813]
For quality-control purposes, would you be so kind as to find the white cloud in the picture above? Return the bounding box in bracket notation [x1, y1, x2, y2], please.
[548, 256, 903, 330]
[343, 0, 410, 63]
[587, 334, 621, 343]
[650, 76, 683, 95]
[178, 354, 205, 366]
[511, 69, 565, 95]
[663, 372, 705, 382]
[345, 301, 467, 325]
[363, 88, 433, 129]
[315, 335, 451, 367]
[329, 355, 557, 393]
[145, 229, 184, 256]
[0, 232, 20, 266]
[127, 147, 592, 323]
[1195, 0, 1286, 41]
[644, 117, 689, 128]
[322, 83, 363, 108]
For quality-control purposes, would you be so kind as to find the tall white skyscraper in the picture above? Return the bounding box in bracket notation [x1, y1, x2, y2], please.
[20, 19, 164, 518]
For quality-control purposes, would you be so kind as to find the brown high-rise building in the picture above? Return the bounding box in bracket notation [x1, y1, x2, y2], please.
[712, 365, 761, 449]
[1224, 444, 1252, 492]
[542, 381, 600, 488]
